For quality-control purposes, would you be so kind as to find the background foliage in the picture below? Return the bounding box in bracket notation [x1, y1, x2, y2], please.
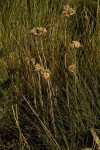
[0, 0, 100, 149]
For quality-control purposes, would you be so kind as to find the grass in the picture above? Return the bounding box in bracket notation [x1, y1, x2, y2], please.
[0, 0, 100, 149]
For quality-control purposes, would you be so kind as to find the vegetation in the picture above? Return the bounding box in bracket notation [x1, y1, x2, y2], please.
[0, 0, 100, 149]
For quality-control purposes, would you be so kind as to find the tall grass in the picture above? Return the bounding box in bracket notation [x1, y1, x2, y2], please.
[0, 0, 100, 149]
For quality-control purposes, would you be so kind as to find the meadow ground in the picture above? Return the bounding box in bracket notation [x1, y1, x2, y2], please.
[0, 0, 100, 149]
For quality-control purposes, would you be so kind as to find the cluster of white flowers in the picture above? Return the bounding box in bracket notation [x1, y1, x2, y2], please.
[69, 41, 82, 49]
[31, 27, 47, 36]
[63, 5, 76, 17]
[34, 63, 51, 80]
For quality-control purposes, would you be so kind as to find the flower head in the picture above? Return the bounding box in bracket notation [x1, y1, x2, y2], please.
[73, 41, 82, 48]
[63, 5, 75, 17]
[69, 43, 75, 49]
[41, 69, 51, 80]
[68, 64, 76, 74]
[31, 58, 35, 65]
[34, 63, 44, 72]
[31, 27, 47, 36]
[24, 57, 30, 65]
[69, 41, 82, 49]
[34, 63, 51, 80]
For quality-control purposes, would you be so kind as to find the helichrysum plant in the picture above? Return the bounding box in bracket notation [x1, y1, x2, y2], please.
[63, 4, 76, 18]
[31, 27, 47, 36]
